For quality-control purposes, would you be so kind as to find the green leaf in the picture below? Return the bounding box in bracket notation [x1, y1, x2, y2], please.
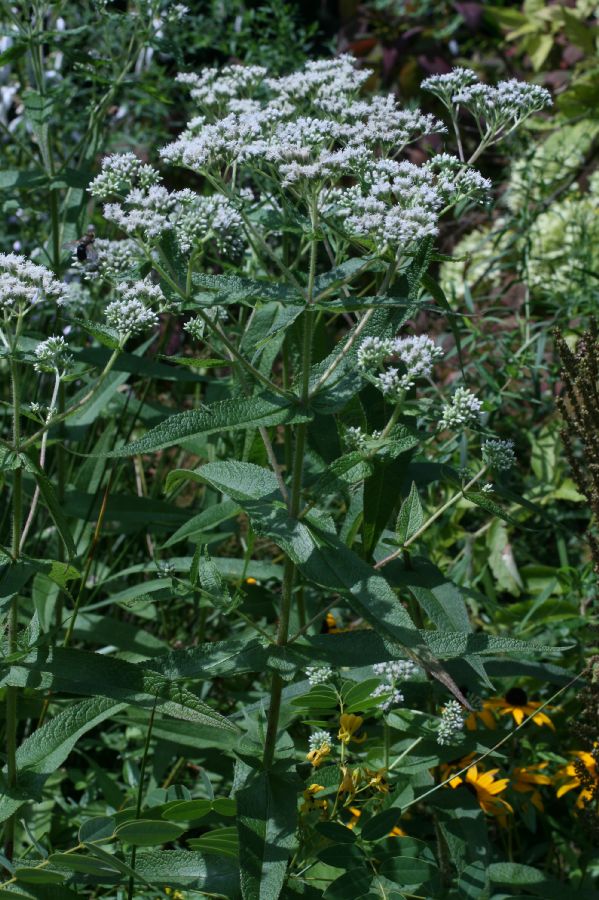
[323, 868, 373, 899]
[197, 547, 236, 611]
[111, 393, 310, 457]
[161, 499, 241, 548]
[361, 808, 403, 841]
[192, 271, 301, 305]
[0, 698, 125, 825]
[1, 647, 238, 731]
[128, 849, 241, 894]
[464, 491, 522, 527]
[315, 822, 356, 844]
[21, 455, 76, 558]
[115, 819, 186, 847]
[342, 678, 382, 713]
[290, 684, 339, 710]
[458, 862, 491, 899]
[189, 827, 239, 858]
[161, 799, 213, 822]
[48, 852, 121, 876]
[78, 815, 117, 844]
[14, 869, 66, 885]
[237, 765, 299, 900]
[379, 856, 437, 886]
[396, 482, 424, 544]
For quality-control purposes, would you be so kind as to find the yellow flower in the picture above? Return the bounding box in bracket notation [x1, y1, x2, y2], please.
[450, 765, 513, 818]
[485, 688, 555, 730]
[511, 763, 552, 812]
[338, 713, 367, 744]
[465, 701, 497, 731]
[306, 742, 331, 768]
[556, 750, 598, 807]
[300, 783, 328, 814]
[389, 824, 407, 837]
[338, 765, 361, 797]
[364, 768, 389, 793]
[345, 805, 361, 829]
[164, 890, 186, 900]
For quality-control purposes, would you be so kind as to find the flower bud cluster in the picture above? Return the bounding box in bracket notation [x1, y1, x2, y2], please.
[184, 307, 228, 341]
[34, 335, 72, 373]
[308, 729, 331, 751]
[372, 659, 420, 713]
[423, 68, 551, 138]
[306, 666, 333, 686]
[344, 425, 367, 451]
[89, 152, 161, 198]
[104, 277, 163, 338]
[359, 334, 443, 400]
[440, 387, 482, 430]
[93, 239, 142, 281]
[482, 438, 516, 471]
[0, 253, 67, 317]
[437, 699, 466, 746]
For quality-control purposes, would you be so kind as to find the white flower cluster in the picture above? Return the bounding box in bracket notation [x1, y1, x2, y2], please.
[184, 307, 228, 341]
[423, 68, 551, 135]
[91, 159, 246, 259]
[34, 335, 72, 373]
[89, 152, 161, 198]
[440, 387, 482, 430]
[344, 425, 367, 451]
[437, 699, 466, 746]
[428, 154, 492, 202]
[173, 190, 244, 257]
[482, 438, 516, 471]
[0, 253, 67, 316]
[306, 666, 333, 686]
[177, 65, 268, 109]
[93, 239, 142, 281]
[308, 729, 331, 751]
[359, 334, 443, 399]
[372, 659, 419, 713]
[105, 277, 163, 338]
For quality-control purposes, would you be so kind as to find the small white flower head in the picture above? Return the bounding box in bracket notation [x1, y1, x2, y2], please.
[94, 239, 142, 281]
[344, 425, 367, 451]
[373, 660, 419, 681]
[306, 666, 333, 686]
[89, 152, 161, 199]
[451, 79, 552, 132]
[482, 438, 516, 472]
[391, 334, 444, 385]
[428, 154, 492, 202]
[357, 336, 394, 370]
[371, 659, 419, 712]
[34, 335, 73, 373]
[157, 560, 176, 578]
[437, 699, 466, 746]
[184, 306, 228, 341]
[0, 253, 67, 317]
[308, 729, 331, 751]
[173, 191, 245, 258]
[372, 682, 404, 712]
[421, 68, 478, 104]
[105, 277, 163, 339]
[481, 483, 494, 494]
[440, 387, 482, 430]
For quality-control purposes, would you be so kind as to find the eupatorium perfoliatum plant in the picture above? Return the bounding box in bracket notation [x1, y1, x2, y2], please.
[0, 56, 560, 899]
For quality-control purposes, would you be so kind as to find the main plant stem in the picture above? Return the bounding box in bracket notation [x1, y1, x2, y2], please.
[263, 197, 318, 768]
[5, 324, 23, 857]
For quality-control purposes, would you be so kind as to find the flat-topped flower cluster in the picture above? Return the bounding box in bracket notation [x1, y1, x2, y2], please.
[90, 56, 537, 261]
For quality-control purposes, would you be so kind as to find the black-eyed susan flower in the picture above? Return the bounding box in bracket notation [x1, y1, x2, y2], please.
[485, 687, 555, 730]
[449, 765, 513, 818]
[465, 700, 497, 731]
[338, 713, 366, 744]
[511, 763, 552, 811]
[556, 750, 599, 807]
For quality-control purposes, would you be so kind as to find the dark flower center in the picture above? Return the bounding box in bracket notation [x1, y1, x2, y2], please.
[505, 687, 528, 707]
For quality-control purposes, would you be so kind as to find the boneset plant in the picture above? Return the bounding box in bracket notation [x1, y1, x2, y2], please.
[0, 56, 566, 899]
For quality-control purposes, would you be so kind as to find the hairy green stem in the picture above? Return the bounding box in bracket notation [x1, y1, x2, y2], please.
[5, 337, 23, 857]
[263, 197, 318, 767]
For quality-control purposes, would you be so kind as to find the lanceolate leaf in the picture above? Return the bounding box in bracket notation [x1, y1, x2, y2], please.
[0, 647, 238, 731]
[236, 763, 299, 900]
[110, 393, 312, 457]
[0, 698, 125, 825]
